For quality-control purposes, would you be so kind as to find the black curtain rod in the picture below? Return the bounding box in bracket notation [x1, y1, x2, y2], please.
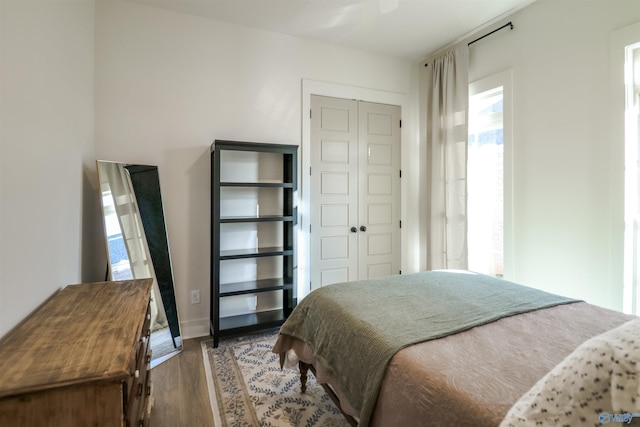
[424, 21, 514, 67]
[468, 21, 513, 46]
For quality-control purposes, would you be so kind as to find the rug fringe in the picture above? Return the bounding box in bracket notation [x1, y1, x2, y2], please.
[201, 340, 223, 427]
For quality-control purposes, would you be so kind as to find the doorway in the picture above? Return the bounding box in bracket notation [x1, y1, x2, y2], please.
[309, 95, 401, 290]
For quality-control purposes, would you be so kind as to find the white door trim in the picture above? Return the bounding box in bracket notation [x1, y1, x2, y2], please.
[612, 21, 640, 313]
[300, 79, 408, 300]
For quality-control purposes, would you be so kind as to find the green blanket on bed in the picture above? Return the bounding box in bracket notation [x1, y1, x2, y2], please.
[278, 270, 580, 426]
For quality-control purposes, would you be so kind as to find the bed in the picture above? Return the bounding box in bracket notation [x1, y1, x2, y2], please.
[272, 270, 640, 426]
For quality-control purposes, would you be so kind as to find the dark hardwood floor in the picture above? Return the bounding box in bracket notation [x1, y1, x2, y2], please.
[150, 336, 216, 427]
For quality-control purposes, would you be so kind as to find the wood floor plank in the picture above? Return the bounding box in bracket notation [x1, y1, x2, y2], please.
[150, 337, 215, 427]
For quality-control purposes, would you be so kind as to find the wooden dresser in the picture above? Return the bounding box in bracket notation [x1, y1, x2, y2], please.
[0, 279, 153, 426]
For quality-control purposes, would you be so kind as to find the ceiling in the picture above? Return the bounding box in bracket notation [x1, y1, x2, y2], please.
[127, 0, 538, 61]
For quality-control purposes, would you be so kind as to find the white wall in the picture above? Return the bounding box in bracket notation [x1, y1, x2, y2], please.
[450, 0, 640, 309]
[95, 0, 418, 337]
[9, 0, 628, 340]
[0, 0, 96, 337]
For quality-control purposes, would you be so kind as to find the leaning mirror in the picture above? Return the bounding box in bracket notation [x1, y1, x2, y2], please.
[97, 160, 182, 367]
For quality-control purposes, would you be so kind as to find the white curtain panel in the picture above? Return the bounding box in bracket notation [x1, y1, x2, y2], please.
[426, 45, 469, 270]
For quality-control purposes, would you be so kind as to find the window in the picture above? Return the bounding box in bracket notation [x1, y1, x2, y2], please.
[468, 71, 512, 277]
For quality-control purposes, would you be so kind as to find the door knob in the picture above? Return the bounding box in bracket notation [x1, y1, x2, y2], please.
[360, 225, 367, 232]
[351, 227, 357, 233]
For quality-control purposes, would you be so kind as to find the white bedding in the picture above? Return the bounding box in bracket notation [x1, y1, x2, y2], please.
[501, 318, 640, 426]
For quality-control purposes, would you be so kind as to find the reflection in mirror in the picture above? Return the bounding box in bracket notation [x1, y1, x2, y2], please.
[97, 161, 182, 367]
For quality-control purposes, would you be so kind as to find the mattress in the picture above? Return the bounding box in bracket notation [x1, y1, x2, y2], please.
[370, 301, 633, 426]
[274, 301, 633, 426]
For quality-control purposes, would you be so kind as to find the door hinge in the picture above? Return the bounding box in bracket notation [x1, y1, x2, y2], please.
[399, 270, 402, 275]
[399, 170, 402, 178]
[310, 167, 312, 175]
[399, 119, 402, 128]
[399, 220, 402, 228]
[309, 224, 312, 233]
[310, 109, 312, 119]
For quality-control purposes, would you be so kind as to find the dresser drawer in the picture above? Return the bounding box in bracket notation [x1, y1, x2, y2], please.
[137, 304, 152, 361]
[125, 302, 152, 427]
[0, 382, 123, 426]
[125, 367, 151, 426]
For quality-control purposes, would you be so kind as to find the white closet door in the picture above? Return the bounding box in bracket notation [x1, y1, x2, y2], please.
[310, 95, 401, 289]
[358, 101, 401, 279]
[310, 95, 359, 288]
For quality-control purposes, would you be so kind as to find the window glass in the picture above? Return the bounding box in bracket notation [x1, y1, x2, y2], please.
[468, 86, 504, 277]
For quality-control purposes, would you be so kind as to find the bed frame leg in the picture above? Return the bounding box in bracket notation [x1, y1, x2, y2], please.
[296, 360, 358, 426]
[298, 361, 309, 393]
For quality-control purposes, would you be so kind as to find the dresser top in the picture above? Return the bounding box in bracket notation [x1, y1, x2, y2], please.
[0, 279, 152, 398]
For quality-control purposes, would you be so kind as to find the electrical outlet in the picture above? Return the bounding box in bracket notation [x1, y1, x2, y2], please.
[191, 290, 201, 304]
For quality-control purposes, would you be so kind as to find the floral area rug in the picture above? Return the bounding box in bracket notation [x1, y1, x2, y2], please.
[201, 329, 350, 427]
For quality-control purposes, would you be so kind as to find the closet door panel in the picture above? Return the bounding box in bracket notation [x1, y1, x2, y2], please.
[358, 101, 401, 280]
[310, 95, 359, 288]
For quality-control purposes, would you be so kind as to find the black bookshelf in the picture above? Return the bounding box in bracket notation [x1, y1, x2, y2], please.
[210, 140, 297, 347]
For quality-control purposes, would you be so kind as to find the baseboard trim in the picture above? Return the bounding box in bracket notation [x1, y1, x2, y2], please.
[181, 318, 210, 340]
